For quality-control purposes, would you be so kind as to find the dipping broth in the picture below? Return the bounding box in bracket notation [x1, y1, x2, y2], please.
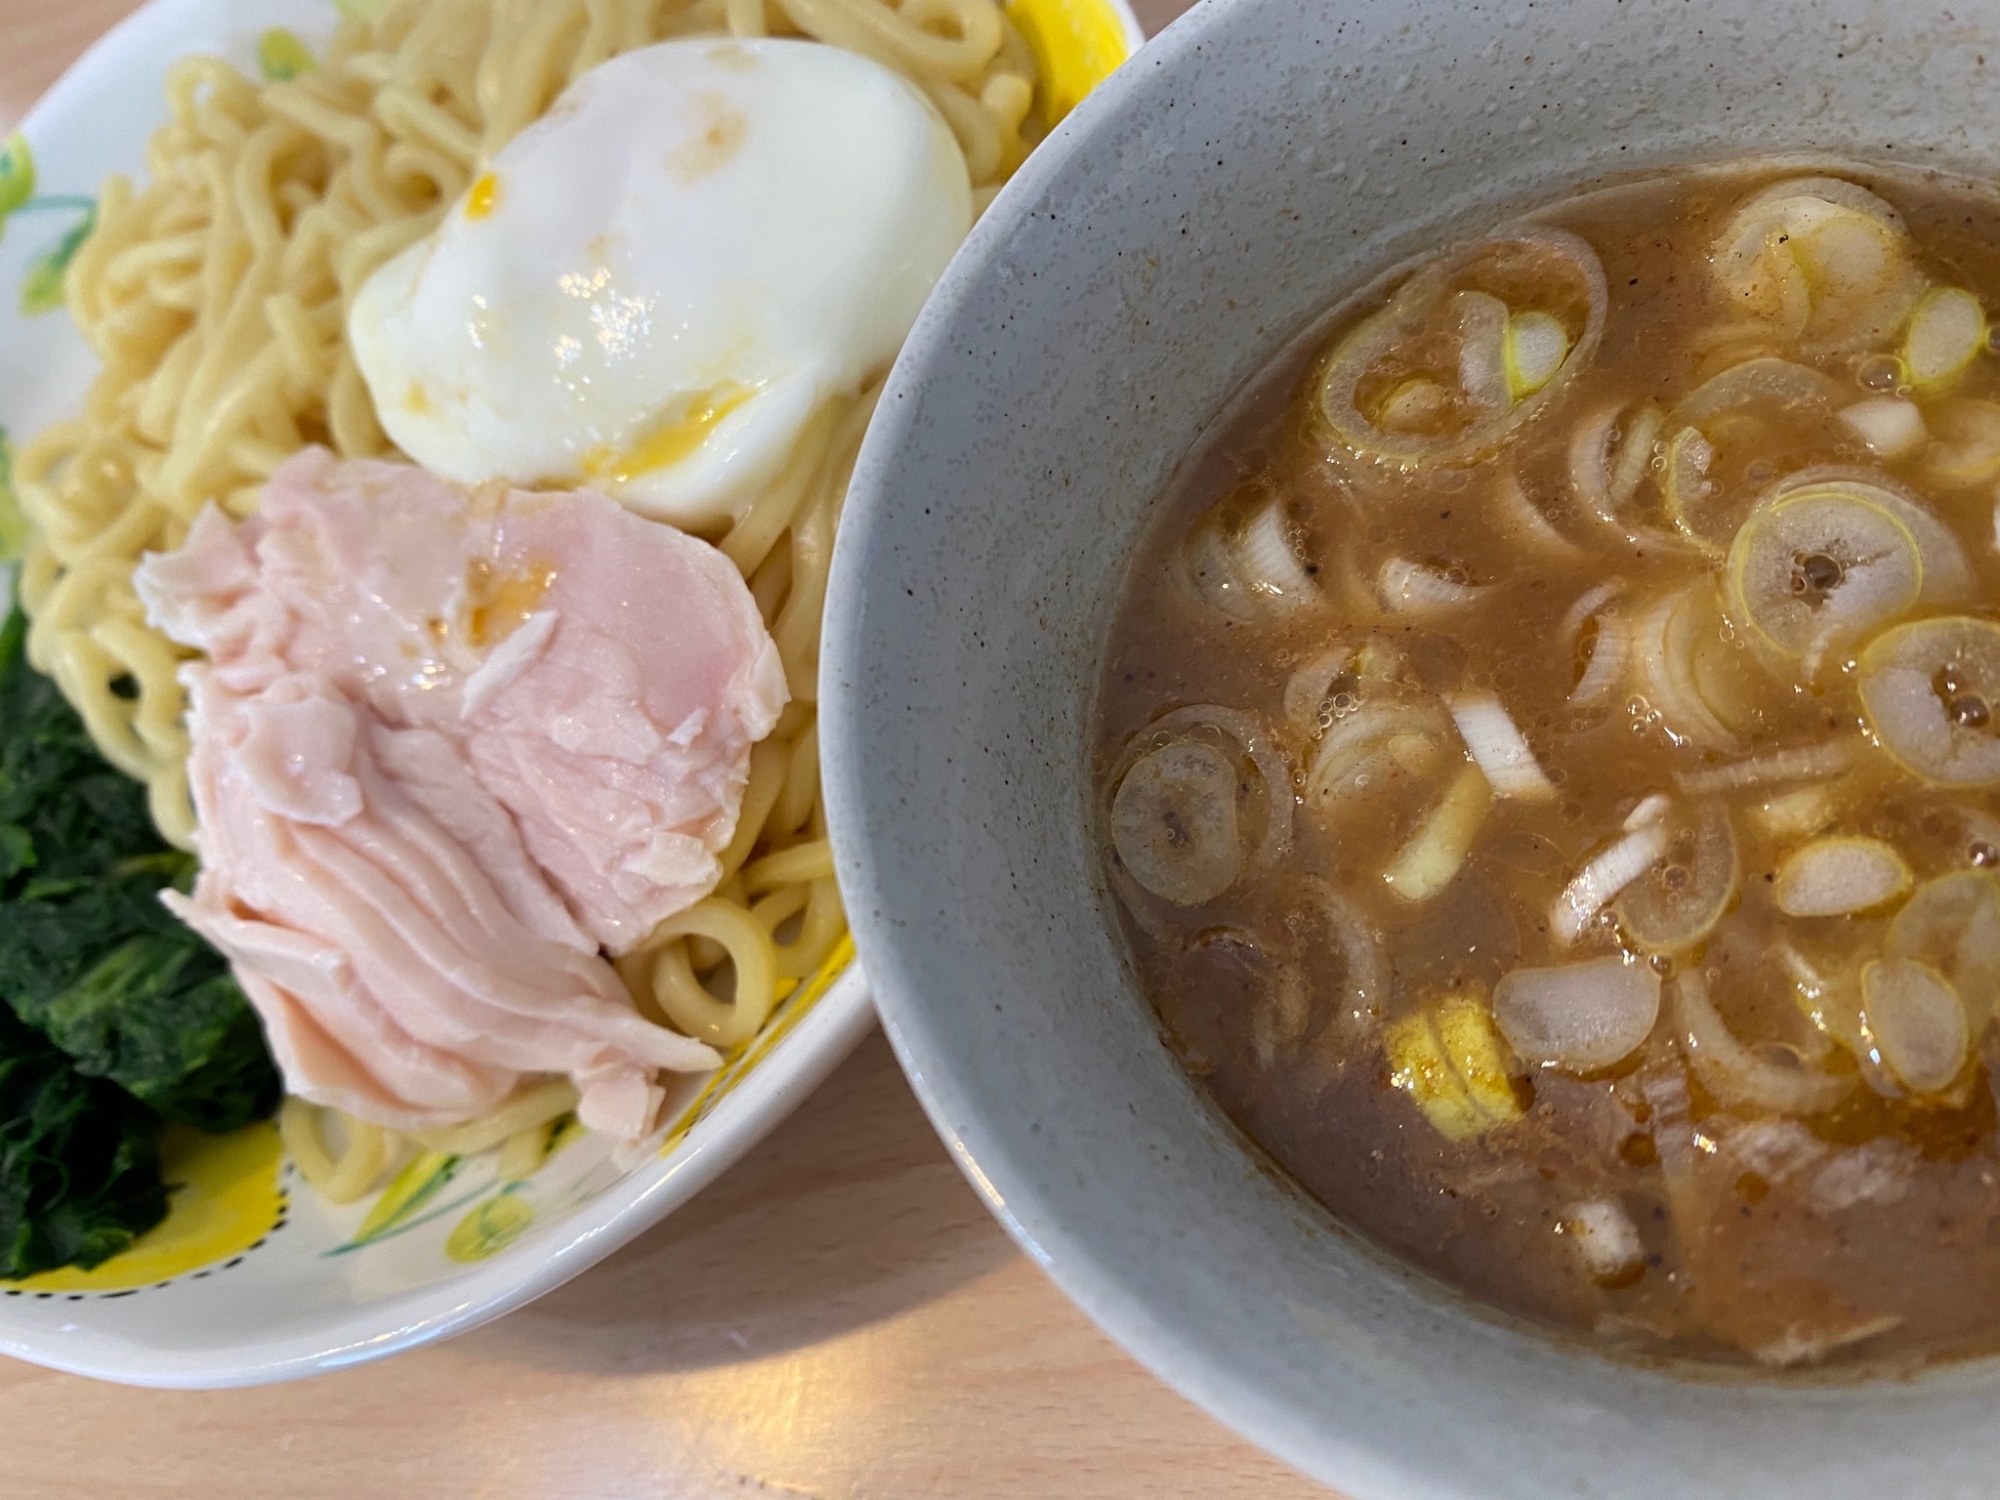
[1095, 161, 2000, 1368]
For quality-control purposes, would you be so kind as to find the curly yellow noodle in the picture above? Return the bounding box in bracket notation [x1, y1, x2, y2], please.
[280, 1097, 396, 1204]
[618, 898, 781, 1047]
[407, 1077, 580, 1155]
[21, 0, 1042, 1191]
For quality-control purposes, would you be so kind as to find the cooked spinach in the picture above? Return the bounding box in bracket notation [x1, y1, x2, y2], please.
[0, 1003, 165, 1279]
[0, 597, 280, 1277]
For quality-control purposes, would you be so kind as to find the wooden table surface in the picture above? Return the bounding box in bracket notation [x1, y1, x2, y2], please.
[0, 2, 1336, 1496]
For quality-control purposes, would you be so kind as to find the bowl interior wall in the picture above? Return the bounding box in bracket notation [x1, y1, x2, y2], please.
[827, 1, 2000, 1494]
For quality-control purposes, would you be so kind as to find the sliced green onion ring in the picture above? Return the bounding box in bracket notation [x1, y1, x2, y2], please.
[1858, 616, 2000, 786]
[1724, 470, 1969, 677]
[1772, 836, 1913, 918]
[1506, 310, 1571, 400]
[1861, 957, 1970, 1096]
[1903, 286, 1988, 394]
[1110, 741, 1244, 906]
[1672, 969, 1854, 1116]
[1314, 227, 1608, 470]
[1660, 358, 1843, 552]
[1569, 398, 1676, 546]
[1631, 583, 1746, 749]
[1614, 801, 1739, 954]
[1887, 870, 2000, 1033]
[1711, 176, 1923, 354]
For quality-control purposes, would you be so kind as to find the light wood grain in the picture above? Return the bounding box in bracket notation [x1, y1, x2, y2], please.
[1, 1035, 1329, 1500]
[0, 11, 1325, 1497]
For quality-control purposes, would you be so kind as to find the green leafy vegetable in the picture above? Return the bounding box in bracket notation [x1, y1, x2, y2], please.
[0, 603, 279, 1132]
[0, 596, 280, 1275]
[0, 594, 280, 1279]
[9, 928, 280, 1132]
[0, 1003, 165, 1279]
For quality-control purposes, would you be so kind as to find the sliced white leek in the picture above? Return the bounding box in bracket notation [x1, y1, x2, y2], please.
[1772, 836, 1913, 917]
[1455, 291, 1511, 412]
[1379, 378, 1451, 433]
[1747, 783, 1840, 840]
[1673, 738, 1859, 797]
[1551, 819, 1673, 946]
[1447, 691, 1557, 801]
[1305, 699, 1453, 807]
[1570, 609, 1632, 708]
[1661, 358, 1841, 551]
[1377, 555, 1489, 614]
[1711, 176, 1923, 353]
[1902, 286, 1987, 394]
[1110, 742, 1243, 906]
[1615, 802, 1738, 954]
[1858, 616, 2000, 786]
[1724, 471, 1971, 676]
[1506, 311, 1571, 400]
[1673, 969, 1853, 1116]
[1314, 227, 1608, 469]
[1838, 396, 1927, 459]
[1569, 399, 1673, 544]
[1282, 638, 1401, 734]
[1383, 762, 1492, 904]
[1180, 487, 1318, 620]
[1630, 584, 1744, 749]
[1674, 355, 1845, 422]
[1493, 956, 1660, 1073]
[1234, 498, 1316, 609]
[1492, 469, 1585, 556]
[1861, 958, 1970, 1095]
[1624, 793, 1674, 831]
[1887, 870, 2000, 1030]
[1660, 425, 1722, 552]
[1923, 398, 2000, 488]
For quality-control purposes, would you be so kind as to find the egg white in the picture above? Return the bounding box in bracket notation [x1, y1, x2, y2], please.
[348, 38, 973, 530]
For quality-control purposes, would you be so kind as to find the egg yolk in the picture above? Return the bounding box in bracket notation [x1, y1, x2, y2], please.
[465, 173, 501, 221]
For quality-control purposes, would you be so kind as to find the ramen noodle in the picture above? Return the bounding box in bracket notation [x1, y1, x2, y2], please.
[20, 0, 1043, 1195]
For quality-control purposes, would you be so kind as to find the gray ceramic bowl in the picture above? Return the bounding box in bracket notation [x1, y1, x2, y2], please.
[822, 0, 2000, 1494]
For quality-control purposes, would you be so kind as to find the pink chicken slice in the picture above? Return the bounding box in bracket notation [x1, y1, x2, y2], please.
[137, 449, 789, 1139]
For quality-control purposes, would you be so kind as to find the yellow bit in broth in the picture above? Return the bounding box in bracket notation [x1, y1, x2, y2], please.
[1095, 160, 2000, 1369]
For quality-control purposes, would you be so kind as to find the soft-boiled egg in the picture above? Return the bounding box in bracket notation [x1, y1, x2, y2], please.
[348, 38, 973, 531]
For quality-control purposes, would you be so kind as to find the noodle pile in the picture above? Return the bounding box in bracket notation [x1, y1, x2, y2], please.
[17, 0, 1044, 1197]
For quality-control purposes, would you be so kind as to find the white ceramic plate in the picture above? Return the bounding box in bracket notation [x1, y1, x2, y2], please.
[0, 0, 1139, 1387]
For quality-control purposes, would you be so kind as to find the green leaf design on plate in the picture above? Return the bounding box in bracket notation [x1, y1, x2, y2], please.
[0, 428, 29, 564]
[332, 0, 392, 22]
[444, 1184, 536, 1263]
[20, 204, 95, 317]
[497, 1108, 584, 1183]
[257, 28, 316, 82]
[348, 1150, 461, 1246]
[0, 134, 34, 228]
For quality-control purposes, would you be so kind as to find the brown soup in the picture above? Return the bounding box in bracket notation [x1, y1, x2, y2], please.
[1095, 160, 2000, 1368]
